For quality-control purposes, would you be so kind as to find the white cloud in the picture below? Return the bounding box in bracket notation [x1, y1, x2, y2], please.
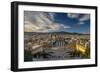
[67, 13, 79, 18]
[48, 13, 56, 21]
[24, 11, 70, 32]
[59, 24, 71, 29]
[78, 22, 84, 25]
[24, 21, 40, 32]
[79, 14, 90, 21]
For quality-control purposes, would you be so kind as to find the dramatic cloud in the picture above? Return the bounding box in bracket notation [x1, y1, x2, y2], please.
[79, 14, 90, 21]
[24, 11, 70, 32]
[78, 14, 90, 25]
[67, 13, 90, 25]
[67, 13, 79, 18]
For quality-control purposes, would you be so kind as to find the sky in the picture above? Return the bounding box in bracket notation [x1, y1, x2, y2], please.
[24, 11, 90, 34]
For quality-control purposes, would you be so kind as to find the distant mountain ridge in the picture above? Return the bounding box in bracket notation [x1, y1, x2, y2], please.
[24, 31, 90, 35]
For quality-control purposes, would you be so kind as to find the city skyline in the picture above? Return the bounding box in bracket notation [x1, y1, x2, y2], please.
[24, 11, 90, 34]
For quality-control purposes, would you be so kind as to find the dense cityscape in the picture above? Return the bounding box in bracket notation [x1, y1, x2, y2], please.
[24, 32, 90, 62]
